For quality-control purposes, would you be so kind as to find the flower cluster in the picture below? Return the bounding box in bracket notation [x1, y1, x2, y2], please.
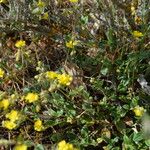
[2, 110, 20, 130]
[58, 140, 78, 150]
[46, 71, 73, 86]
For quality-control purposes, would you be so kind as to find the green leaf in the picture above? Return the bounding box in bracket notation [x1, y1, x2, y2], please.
[122, 104, 130, 110]
[133, 132, 144, 143]
[32, 8, 42, 14]
[66, 132, 77, 141]
[123, 134, 132, 145]
[99, 40, 107, 49]
[34, 144, 45, 150]
[115, 120, 126, 134]
[46, 120, 58, 126]
[51, 133, 63, 142]
[101, 67, 108, 75]
[81, 15, 88, 24]
[145, 139, 150, 146]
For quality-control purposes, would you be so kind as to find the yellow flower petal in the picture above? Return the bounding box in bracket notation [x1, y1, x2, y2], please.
[0, 68, 5, 78]
[46, 71, 59, 80]
[58, 140, 66, 148]
[2, 120, 17, 130]
[131, 6, 136, 15]
[25, 93, 39, 103]
[133, 31, 143, 38]
[41, 12, 49, 20]
[133, 106, 145, 117]
[0, 0, 7, 4]
[34, 119, 44, 131]
[0, 99, 10, 110]
[66, 40, 78, 48]
[69, 0, 78, 3]
[15, 40, 26, 48]
[14, 144, 27, 150]
[37, 0, 45, 7]
[6, 110, 19, 122]
[57, 73, 73, 86]
[58, 140, 78, 150]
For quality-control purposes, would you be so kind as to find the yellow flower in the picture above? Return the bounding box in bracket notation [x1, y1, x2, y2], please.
[131, 6, 136, 15]
[0, 99, 10, 110]
[37, 0, 45, 8]
[133, 106, 145, 117]
[0, 68, 5, 78]
[66, 40, 78, 48]
[133, 31, 143, 38]
[69, 0, 78, 3]
[25, 93, 39, 103]
[15, 40, 26, 48]
[58, 140, 67, 149]
[34, 119, 44, 131]
[41, 12, 49, 20]
[46, 71, 59, 80]
[0, 0, 7, 3]
[57, 73, 73, 86]
[2, 120, 17, 130]
[6, 110, 19, 122]
[14, 144, 27, 150]
[58, 140, 78, 150]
